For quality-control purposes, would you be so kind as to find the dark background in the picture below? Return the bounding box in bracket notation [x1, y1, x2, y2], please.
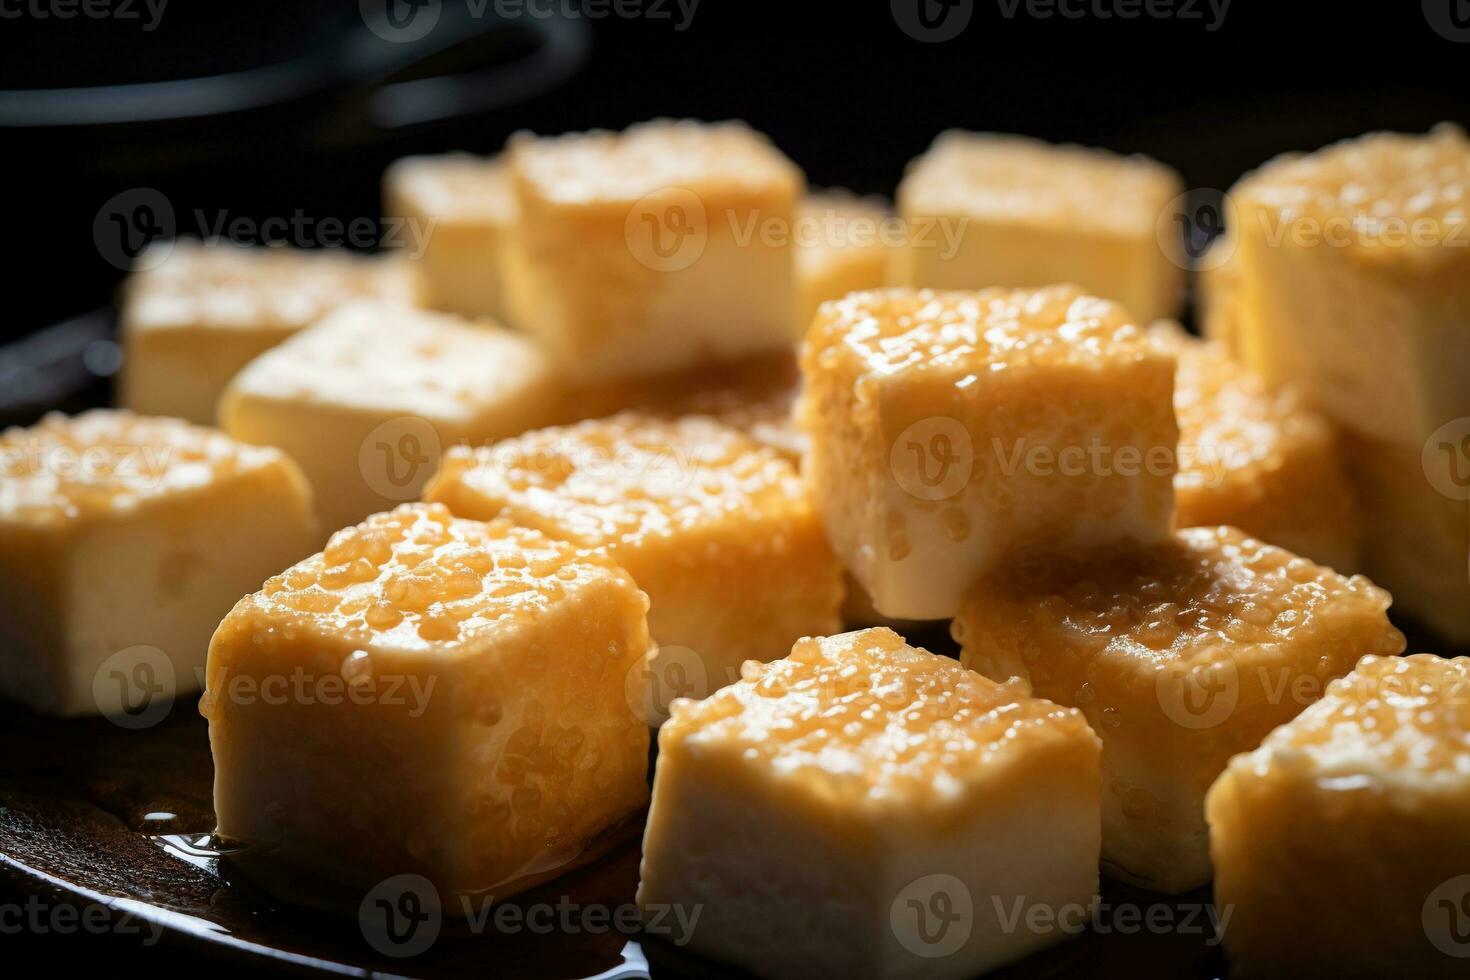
[0, 0, 1467, 346]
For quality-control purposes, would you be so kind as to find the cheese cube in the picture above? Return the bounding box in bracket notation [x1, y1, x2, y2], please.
[424, 413, 843, 703]
[1197, 232, 1241, 354]
[800, 285, 1178, 620]
[383, 152, 513, 320]
[0, 410, 318, 716]
[206, 503, 651, 902]
[1208, 654, 1470, 977]
[1153, 322, 1359, 572]
[221, 302, 559, 534]
[796, 191, 891, 329]
[119, 240, 420, 425]
[891, 132, 1185, 323]
[1227, 125, 1470, 447]
[1348, 436, 1470, 643]
[954, 526, 1406, 893]
[502, 119, 805, 381]
[637, 627, 1101, 980]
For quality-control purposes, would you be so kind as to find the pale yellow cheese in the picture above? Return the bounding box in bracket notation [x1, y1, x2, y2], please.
[800, 285, 1178, 620]
[220, 302, 560, 534]
[383, 152, 514, 320]
[424, 413, 843, 702]
[207, 503, 651, 903]
[892, 131, 1185, 323]
[638, 627, 1101, 980]
[0, 410, 318, 716]
[1208, 654, 1470, 977]
[1227, 124, 1470, 448]
[1152, 321, 1359, 573]
[955, 526, 1405, 893]
[119, 240, 420, 425]
[503, 119, 805, 381]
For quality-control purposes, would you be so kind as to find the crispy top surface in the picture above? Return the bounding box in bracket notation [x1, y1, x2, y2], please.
[386, 153, 514, 222]
[803, 284, 1160, 380]
[125, 240, 417, 332]
[427, 413, 808, 548]
[509, 119, 803, 205]
[663, 627, 1094, 811]
[226, 302, 548, 419]
[1152, 322, 1335, 491]
[959, 526, 1401, 670]
[1, 409, 293, 526]
[226, 503, 635, 654]
[899, 131, 1181, 234]
[1233, 124, 1470, 262]
[1240, 654, 1470, 789]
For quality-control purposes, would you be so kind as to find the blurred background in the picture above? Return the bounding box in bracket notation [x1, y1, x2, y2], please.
[1, 0, 1467, 353]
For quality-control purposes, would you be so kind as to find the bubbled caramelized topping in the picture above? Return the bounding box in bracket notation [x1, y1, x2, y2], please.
[427, 413, 808, 547]
[509, 119, 803, 204]
[663, 627, 1095, 810]
[247, 503, 632, 651]
[1151, 322, 1335, 493]
[0, 409, 289, 525]
[1246, 654, 1470, 787]
[1234, 124, 1470, 262]
[900, 131, 1181, 235]
[126, 239, 417, 332]
[960, 527, 1402, 669]
[803, 285, 1163, 380]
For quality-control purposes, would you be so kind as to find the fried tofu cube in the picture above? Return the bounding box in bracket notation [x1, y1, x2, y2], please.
[503, 119, 805, 381]
[796, 191, 891, 328]
[424, 414, 843, 705]
[1153, 322, 1359, 572]
[637, 627, 1102, 980]
[207, 503, 651, 903]
[1227, 125, 1470, 447]
[892, 132, 1185, 323]
[119, 240, 420, 425]
[1208, 654, 1470, 977]
[0, 410, 318, 716]
[383, 152, 514, 320]
[1347, 436, 1470, 643]
[800, 285, 1178, 620]
[954, 526, 1406, 893]
[221, 302, 559, 534]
